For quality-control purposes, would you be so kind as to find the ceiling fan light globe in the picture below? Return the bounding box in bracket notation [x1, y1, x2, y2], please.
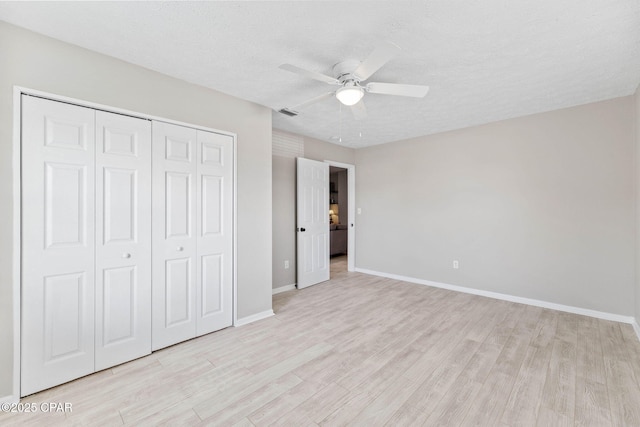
[336, 86, 364, 106]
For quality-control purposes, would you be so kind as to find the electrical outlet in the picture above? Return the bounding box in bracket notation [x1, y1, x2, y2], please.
[357, 208, 362, 215]
[453, 260, 459, 269]
[284, 260, 290, 269]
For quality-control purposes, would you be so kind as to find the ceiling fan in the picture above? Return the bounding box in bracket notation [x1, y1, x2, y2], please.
[278, 41, 429, 119]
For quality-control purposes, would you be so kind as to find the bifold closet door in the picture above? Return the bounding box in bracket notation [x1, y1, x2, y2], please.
[21, 96, 152, 396]
[21, 96, 97, 396]
[94, 111, 152, 371]
[152, 121, 233, 350]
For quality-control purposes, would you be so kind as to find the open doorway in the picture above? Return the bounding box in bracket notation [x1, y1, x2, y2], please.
[329, 166, 348, 276]
[325, 161, 356, 275]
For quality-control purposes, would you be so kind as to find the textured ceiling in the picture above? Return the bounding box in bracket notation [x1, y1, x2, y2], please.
[1, 1, 638, 148]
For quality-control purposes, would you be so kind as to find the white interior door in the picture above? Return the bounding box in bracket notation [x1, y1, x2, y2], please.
[21, 96, 96, 395]
[152, 121, 198, 350]
[296, 158, 330, 289]
[196, 130, 234, 335]
[95, 111, 152, 370]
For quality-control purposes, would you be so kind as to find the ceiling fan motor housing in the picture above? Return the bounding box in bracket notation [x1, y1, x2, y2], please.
[333, 59, 362, 83]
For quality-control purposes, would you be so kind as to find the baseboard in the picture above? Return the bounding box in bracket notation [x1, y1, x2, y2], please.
[272, 284, 296, 295]
[0, 394, 18, 404]
[355, 267, 636, 325]
[235, 309, 275, 327]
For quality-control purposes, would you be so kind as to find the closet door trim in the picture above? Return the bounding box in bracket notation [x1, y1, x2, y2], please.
[10, 86, 237, 401]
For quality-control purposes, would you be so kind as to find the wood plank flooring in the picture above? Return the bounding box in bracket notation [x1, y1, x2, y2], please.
[3, 255, 640, 426]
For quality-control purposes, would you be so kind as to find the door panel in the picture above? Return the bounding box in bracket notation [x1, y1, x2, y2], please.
[201, 254, 223, 315]
[45, 163, 87, 248]
[44, 116, 90, 150]
[166, 137, 192, 162]
[165, 258, 192, 326]
[43, 272, 87, 361]
[201, 175, 222, 235]
[101, 266, 136, 345]
[166, 172, 192, 238]
[103, 167, 136, 243]
[296, 158, 330, 289]
[21, 96, 96, 396]
[152, 122, 198, 350]
[196, 131, 233, 335]
[95, 111, 151, 371]
[103, 126, 138, 156]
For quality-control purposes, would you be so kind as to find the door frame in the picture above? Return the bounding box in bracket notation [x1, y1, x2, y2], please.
[324, 160, 356, 272]
[9, 86, 238, 402]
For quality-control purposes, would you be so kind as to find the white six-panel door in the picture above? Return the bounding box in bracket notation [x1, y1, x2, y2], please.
[94, 111, 152, 370]
[296, 158, 330, 289]
[21, 96, 97, 395]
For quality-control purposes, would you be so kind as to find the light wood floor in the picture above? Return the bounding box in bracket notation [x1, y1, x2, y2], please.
[3, 256, 640, 426]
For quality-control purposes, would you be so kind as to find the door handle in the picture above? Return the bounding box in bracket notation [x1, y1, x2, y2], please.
[122, 253, 131, 259]
[297, 227, 306, 232]
[177, 246, 184, 251]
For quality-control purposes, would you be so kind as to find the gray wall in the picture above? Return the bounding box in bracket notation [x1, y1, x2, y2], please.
[0, 22, 273, 399]
[272, 133, 355, 289]
[272, 155, 297, 289]
[355, 96, 636, 316]
[305, 137, 356, 165]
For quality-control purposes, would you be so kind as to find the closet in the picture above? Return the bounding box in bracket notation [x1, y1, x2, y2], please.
[20, 95, 234, 396]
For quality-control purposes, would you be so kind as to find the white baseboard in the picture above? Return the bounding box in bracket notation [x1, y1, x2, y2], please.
[235, 309, 275, 327]
[0, 394, 18, 404]
[355, 268, 636, 326]
[272, 284, 296, 295]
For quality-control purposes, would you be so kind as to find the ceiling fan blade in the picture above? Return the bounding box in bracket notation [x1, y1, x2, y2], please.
[366, 82, 430, 98]
[353, 41, 401, 81]
[291, 91, 335, 110]
[350, 99, 367, 120]
[279, 64, 340, 85]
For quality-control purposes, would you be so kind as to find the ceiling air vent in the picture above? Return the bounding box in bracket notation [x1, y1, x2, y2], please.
[278, 108, 299, 117]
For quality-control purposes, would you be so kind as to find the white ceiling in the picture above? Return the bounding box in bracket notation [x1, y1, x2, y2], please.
[1, 1, 638, 148]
